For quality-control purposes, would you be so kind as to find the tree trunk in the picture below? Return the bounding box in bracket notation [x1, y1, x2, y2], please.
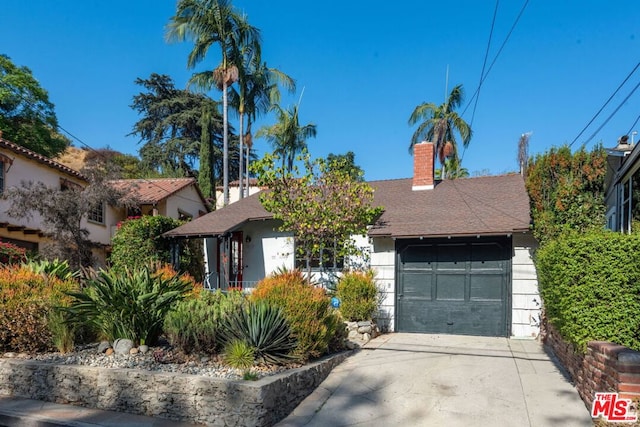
[245, 142, 250, 197]
[238, 112, 244, 200]
[223, 80, 229, 206]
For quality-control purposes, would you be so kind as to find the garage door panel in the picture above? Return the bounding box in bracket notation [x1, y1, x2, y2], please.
[470, 274, 503, 300]
[401, 273, 432, 298]
[435, 275, 465, 300]
[397, 301, 504, 335]
[400, 245, 435, 269]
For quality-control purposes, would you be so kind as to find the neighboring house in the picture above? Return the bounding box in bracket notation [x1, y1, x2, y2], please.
[0, 134, 92, 254]
[0, 133, 209, 264]
[215, 179, 263, 209]
[604, 137, 637, 232]
[165, 142, 540, 338]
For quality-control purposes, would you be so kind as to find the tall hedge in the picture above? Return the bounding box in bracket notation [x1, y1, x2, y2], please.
[536, 230, 640, 352]
[110, 216, 202, 280]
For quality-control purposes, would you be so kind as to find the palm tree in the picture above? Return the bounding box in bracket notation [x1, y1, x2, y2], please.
[408, 84, 472, 178]
[256, 103, 317, 173]
[230, 56, 295, 198]
[167, 0, 260, 206]
[443, 156, 469, 179]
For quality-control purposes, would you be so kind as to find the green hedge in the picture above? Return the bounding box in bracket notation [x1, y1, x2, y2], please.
[536, 230, 640, 352]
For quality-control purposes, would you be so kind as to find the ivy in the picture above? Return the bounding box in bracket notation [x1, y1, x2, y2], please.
[525, 144, 607, 244]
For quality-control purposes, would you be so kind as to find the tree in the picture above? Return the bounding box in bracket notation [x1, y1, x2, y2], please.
[438, 156, 469, 179]
[167, 0, 261, 207]
[256, 103, 317, 172]
[326, 151, 365, 181]
[230, 58, 295, 198]
[252, 151, 383, 276]
[83, 148, 156, 179]
[0, 55, 69, 157]
[130, 73, 237, 191]
[4, 170, 134, 268]
[525, 144, 607, 244]
[408, 84, 472, 178]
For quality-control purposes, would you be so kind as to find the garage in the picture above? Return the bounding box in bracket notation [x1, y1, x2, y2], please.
[396, 237, 512, 337]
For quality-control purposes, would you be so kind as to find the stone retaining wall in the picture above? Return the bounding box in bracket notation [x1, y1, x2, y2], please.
[543, 323, 640, 406]
[0, 352, 349, 427]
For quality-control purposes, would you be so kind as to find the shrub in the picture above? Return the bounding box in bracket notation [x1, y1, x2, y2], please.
[336, 270, 379, 321]
[110, 216, 203, 281]
[164, 290, 245, 354]
[223, 339, 255, 370]
[23, 258, 78, 281]
[536, 230, 640, 352]
[219, 300, 297, 364]
[250, 270, 342, 361]
[0, 265, 77, 353]
[66, 267, 193, 345]
[0, 241, 26, 265]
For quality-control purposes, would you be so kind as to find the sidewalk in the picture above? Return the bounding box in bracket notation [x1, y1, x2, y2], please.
[0, 396, 199, 427]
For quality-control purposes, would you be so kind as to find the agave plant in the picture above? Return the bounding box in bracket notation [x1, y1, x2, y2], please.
[65, 267, 193, 345]
[219, 301, 297, 365]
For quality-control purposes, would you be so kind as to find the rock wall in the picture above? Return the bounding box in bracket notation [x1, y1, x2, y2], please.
[0, 352, 348, 427]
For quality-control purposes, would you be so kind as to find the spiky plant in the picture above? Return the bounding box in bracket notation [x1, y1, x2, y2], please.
[223, 339, 255, 369]
[219, 300, 297, 364]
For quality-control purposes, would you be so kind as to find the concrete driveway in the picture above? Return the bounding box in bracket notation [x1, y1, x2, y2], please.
[277, 333, 593, 427]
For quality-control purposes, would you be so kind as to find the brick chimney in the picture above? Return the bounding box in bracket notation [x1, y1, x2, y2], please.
[412, 141, 434, 191]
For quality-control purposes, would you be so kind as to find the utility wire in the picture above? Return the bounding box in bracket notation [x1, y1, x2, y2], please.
[460, 0, 529, 164]
[577, 79, 640, 147]
[461, 0, 530, 118]
[569, 61, 640, 148]
[0, 79, 208, 207]
[626, 111, 640, 137]
[470, 0, 500, 129]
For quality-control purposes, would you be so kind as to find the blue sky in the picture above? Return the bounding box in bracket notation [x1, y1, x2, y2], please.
[2, 1, 640, 181]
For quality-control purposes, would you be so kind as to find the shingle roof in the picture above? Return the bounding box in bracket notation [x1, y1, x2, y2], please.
[109, 178, 202, 205]
[368, 175, 531, 238]
[0, 137, 87, 181]
[164, 191, 272, 238]
[164, 174, 531, 238]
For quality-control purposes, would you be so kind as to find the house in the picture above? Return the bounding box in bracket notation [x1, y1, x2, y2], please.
[604, 136, 637, 232]
[0, 134, 92, 255]
[165, 142, 540, 338]
[215, 178, 263, 209]
[0, 133, 209, 264]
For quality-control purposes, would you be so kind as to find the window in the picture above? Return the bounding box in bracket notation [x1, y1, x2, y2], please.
[295, 239, 344, 271]
[88, 202, 105, 224]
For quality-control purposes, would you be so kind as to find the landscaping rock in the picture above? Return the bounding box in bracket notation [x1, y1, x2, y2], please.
[129, 347, 139, 355]
[97, 341, 111, 354]
[138, 345, 149, 354]
[105, 348, 114, 356]
[113, 339, 134, 355]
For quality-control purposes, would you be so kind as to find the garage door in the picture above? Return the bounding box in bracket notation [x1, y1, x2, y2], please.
[396, 237, 511, 337]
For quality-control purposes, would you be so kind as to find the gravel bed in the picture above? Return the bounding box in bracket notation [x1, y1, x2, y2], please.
[1, 343, 301, 380]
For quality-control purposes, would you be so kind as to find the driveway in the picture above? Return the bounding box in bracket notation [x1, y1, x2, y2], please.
[277, 333, 593, 427]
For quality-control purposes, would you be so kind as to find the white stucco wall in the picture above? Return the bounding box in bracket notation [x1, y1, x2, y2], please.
[215, 186, 262, 209]
[242, 221, 294, 284]
[511, 232, 541, 338]
[164, 185, 207, 219]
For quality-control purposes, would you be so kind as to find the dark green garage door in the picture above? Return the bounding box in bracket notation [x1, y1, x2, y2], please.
[396, 237, 511, 337]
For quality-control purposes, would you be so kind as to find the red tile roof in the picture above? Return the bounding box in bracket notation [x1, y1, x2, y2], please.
[0, 138, 87, 181]
[109, 178, 202, 205]
[165, 174, 531, 239]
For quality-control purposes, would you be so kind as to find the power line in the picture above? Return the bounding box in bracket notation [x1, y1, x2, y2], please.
[470, 0, 500, 129]
[0, 79, 208, 207]
[569, 61, 640, 148]
[577, 79, 640, 147]
[462, 0, 530, 118]
[460, 0, 529, 164]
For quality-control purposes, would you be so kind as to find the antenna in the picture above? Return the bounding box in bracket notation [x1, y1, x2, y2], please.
[444, 65, 449, 101]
